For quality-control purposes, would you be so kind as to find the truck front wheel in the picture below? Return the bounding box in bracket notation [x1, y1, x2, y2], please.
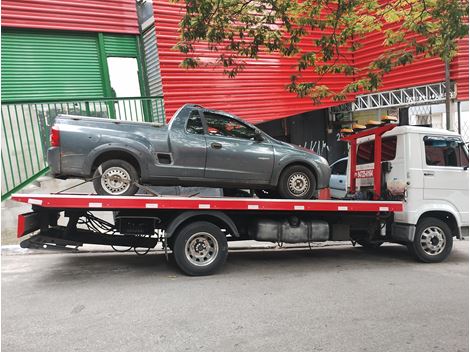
[408, 217, 453, 263]
[93, 159, 139, 196]
[172, 221, 228, 276]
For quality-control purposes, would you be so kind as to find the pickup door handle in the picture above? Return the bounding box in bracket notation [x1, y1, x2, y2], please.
[424, 171, 434, 176]
[211, 142, 222, 150]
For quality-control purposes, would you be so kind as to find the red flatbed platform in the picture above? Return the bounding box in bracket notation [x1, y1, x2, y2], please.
[12, 193, 403, 212]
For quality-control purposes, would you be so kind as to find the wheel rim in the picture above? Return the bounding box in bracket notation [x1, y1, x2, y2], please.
[101, 166, 132, 195]
[185, 232, 219, 266]
[287, 172, 310, 197]
[420, 226, 446, 256]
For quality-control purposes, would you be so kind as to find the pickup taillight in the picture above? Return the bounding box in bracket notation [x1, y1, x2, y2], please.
[50, 126, 60, 147]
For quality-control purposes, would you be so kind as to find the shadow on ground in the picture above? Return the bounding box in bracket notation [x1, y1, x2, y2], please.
[25, 243, 467, 283]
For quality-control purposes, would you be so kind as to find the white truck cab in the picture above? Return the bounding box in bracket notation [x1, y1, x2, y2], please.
[350, 125, 469, 261]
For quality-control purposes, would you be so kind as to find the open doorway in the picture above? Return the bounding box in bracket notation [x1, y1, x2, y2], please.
[107, 57, 143, 121]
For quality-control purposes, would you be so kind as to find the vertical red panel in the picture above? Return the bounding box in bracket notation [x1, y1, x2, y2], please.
[1, 0, 139, 34]
[451, 38, 469, 101]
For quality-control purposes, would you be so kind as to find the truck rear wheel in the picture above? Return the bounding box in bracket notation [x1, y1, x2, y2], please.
[408, 217, 453, 263]
[172, 221, 228, 276]
[278, 165, 316, 199]
[93, 159, 139, 196]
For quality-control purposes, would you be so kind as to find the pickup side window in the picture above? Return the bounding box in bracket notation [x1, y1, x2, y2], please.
[204, 112, 256, 140]
[186, 111, 204, 135]
[357, 136, 397, 165]
[424, 136, 469, 167]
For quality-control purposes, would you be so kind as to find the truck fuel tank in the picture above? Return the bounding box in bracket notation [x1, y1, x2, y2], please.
[249, 218, 329, 243]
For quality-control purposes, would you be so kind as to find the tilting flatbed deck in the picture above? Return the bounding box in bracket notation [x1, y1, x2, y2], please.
[12, 193, 403, 212]
[12, 193, 408, 275]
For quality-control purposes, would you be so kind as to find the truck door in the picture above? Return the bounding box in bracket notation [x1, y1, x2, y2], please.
[422, 136, 469, 225]
[202, 112, 274, 182]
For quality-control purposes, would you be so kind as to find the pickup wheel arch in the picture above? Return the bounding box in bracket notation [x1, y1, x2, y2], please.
[274, 161, 318, 189]
[88, 148, 145, 178]
[165, 211, 240, 240]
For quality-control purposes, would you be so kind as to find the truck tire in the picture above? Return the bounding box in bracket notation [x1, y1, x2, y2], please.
[173, 221, 228, 276]
[278, 165, 316, 199]
[93, 159, 139, 196]
[407, 217, 453, 263]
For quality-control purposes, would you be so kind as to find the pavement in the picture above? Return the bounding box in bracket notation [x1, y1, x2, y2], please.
[2, 241, 469, 352]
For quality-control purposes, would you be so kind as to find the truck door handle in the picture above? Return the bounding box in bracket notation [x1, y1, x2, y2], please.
[424, 171, 434, 176]
[211, 142, 222, 149]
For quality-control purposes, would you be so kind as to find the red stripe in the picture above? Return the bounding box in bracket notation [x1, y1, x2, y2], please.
[17, 214, 25, 238]
[11, 194, 403, 212]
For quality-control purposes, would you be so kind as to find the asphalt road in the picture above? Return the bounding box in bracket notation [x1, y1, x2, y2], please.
[2, 241, 468, 352]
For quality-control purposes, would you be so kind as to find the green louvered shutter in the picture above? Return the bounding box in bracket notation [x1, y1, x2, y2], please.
[1, 29, 105, 102]
[103, 34, 138, 57]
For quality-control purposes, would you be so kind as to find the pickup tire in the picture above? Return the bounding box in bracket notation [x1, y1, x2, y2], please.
[173, 221, 228, 276]
[93, 159, 139, 196]
[407, 217, 453, 263]
[278, 165, 316, 199]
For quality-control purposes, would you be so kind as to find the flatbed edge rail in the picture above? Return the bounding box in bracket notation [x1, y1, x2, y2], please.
[11, 194, 403, 212]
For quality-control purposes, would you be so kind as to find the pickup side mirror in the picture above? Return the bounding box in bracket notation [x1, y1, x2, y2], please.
[254, 129, 264, 142]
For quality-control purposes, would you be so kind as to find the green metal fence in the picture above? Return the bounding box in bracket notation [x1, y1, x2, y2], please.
[1, 96, 165, 201]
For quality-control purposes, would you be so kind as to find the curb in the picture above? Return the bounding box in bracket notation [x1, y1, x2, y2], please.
[1, 241, 353, 256]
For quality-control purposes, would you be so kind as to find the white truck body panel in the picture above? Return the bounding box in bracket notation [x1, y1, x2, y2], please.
[349, 126, 469, 230]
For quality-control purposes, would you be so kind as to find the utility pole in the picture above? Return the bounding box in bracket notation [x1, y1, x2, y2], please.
[445, 59, 452, 131]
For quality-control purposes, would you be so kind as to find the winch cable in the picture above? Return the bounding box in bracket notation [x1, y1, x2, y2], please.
[53, 175, 102, 194]
[52, 173, 161, 197]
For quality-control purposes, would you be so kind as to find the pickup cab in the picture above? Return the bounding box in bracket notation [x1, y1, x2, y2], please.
[48, 104, 330, 198]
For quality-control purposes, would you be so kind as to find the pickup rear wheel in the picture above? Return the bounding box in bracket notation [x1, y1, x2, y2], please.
[173, 221, 228, 276]
[407, 217, 453, 263]
[93, 159, 139, 196]
[278, 165, 316, 199]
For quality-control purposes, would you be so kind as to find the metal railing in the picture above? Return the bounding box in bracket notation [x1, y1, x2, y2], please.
[1, 96, 165, 201]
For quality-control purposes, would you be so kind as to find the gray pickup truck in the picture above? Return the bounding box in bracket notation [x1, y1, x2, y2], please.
[48, 104, 330, 199]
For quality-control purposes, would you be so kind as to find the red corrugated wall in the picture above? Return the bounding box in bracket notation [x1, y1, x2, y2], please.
[451, 38, 469, 101]
[354, 24, 469, 100]
[154, 0, 354, 123]
[154, 1, 469, 123]
[1, 0, 139, 34]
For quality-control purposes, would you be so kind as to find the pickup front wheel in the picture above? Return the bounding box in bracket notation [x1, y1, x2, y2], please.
[93, 159, 139, 196]
[278, 165, 316, 199]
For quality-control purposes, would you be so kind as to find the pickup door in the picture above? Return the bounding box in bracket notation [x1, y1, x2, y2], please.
[202, 111, 274, 182]
[156, 110, 207, 178]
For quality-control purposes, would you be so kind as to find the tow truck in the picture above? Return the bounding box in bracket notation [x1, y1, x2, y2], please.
[13, 119, 469, 275]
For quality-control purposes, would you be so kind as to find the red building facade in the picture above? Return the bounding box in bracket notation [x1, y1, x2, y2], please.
[153, 0, 469, 123]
